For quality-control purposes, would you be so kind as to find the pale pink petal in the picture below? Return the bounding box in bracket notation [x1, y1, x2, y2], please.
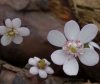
[29, 67, 39, 75]
[79, 48, 99, 66]
[78, 24, 98, 43]
[64, 20, 80, 41]
[45, 66, 54, 74]
[1, 35, 12, 46]
[0, 26, 6, 35]
[63, 58, 79, 76]
[13, 36, 23, 44]
[89, 41, 100, 50]
[47, 30, 66, 47]
[5, 19, 12, 28]
[34, 57, 41, 62]
[12, 18, 21, 28]
[28, 58, 38, 66]
[39, 70, 47, 78]
[17, 27, 30, 36]
[51, 50, 68, 65]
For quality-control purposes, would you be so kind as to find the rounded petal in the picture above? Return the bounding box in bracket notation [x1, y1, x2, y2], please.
[12, 18, 21, 28]
[78, 24, 98, 43]
[63, 58, 79, 76]
[5, 19, 12, 28]
[1, 35, 12, 46]
[64, 20, 80, 41]
[0, 26, 6, 35]
[29, 67, 39, 75]
[17, 27, 30, 36]
[89, 41, 100, 50]
[34, 57, 41, 61]
[43, 59, 51, 65]
[45, 66, 54, 74]
[28, 58, 38, 66]
[51, 50, 68, 65]
[13, 36, 23, 44]
[47, 30, 66, 47]
[79, 48, 99, 66]
[39, 70, 47, 78]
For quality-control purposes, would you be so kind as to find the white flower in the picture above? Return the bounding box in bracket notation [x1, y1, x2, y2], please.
[47, 20, 99, 76]
[89, 41, 100, 50]
[28, 57, 54, 79]
[0, 18, 30, 46]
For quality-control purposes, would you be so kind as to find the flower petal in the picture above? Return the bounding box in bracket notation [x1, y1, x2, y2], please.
[28, 58, 38, 66]
[0, 26, 6, 35]
[13, 36, 23, 44]
[47, 30, 66, 47]
[1, 35, 12, 46]
[79, 48, 99, 66]
[51, 50, 68, 65]
[34, 57, 41, 61]
[64, 20, 80, 41]
[89, 41, 100, 50]
[78, 24, 98, 43]
[43, 59, 51, 65]
[39, 70, 47, 78]
[17, 27, 30, 36]
[12, 18, 21, 28]
[5, 19, 12, 28]
[45, 66, 54, 74]
[28, 57, 40, 66]
[29, 67, 39, 75]
[63, 58, 79, 76]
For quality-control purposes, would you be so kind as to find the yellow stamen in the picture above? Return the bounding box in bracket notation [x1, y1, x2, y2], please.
[69, 46, 77, 53]
[7, 29, 16, 37]
[37, 59, 46, 69]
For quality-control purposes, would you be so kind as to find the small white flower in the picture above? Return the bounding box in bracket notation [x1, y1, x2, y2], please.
[28, 57, 54, 79]
[0, 18, 30, 46]
[89, 41, 100, 50]
[47, 20, 99, 76]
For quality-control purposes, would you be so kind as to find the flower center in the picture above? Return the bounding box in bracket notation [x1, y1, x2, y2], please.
[63, 40, 84, 57]
[69, 46, 77, 53]
[37, 59, 46, 69]
[7, 28, 17, 37]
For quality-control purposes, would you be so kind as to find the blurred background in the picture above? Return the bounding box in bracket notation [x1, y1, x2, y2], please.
[0, 0, 100, 84]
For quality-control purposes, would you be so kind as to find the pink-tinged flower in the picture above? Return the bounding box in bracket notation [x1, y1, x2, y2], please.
[28, 57, 54, 79]
[47, 20, 99, 76]
[0, 18, 30, 46]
